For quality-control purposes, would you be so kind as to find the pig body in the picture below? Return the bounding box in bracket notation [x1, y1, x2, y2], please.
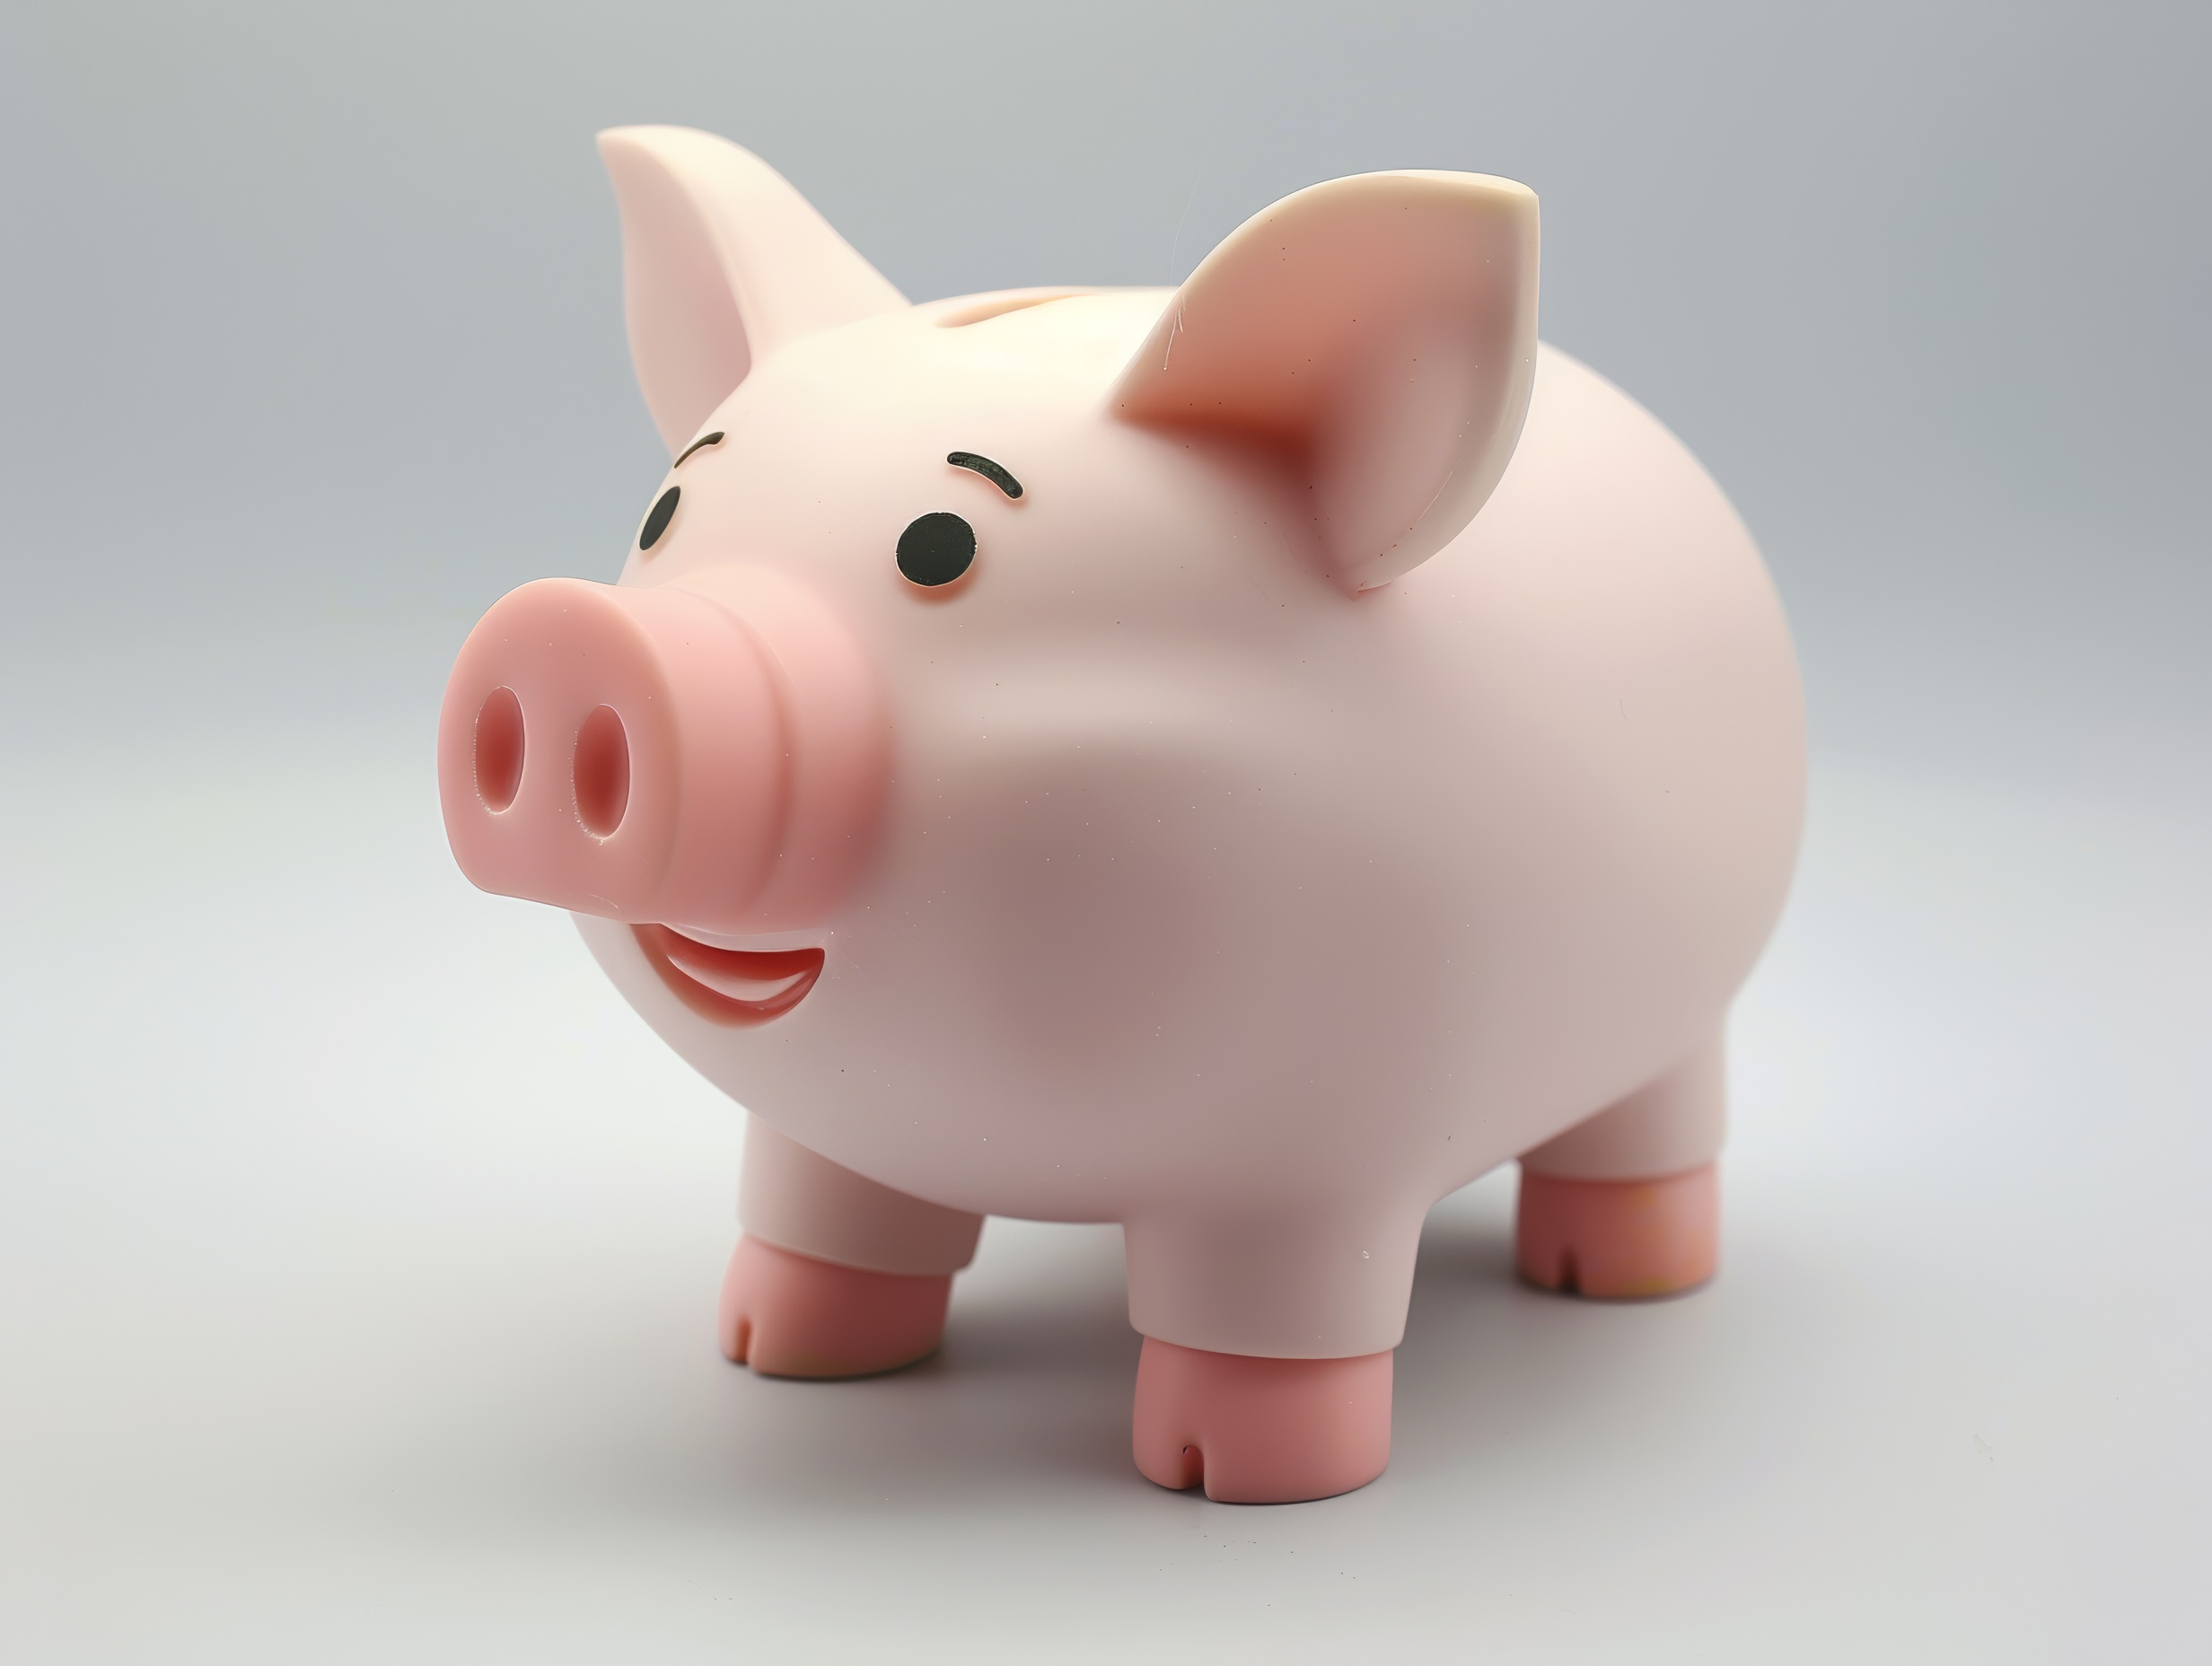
[440, 128, 1804, 1501]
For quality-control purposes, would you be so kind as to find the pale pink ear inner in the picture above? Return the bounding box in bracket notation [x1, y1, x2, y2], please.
[1112, 171, 1540, 592]
[599, 127, 908, 456]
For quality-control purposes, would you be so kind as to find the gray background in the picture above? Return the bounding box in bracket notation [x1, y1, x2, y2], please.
[2, 3, 2206, 1661]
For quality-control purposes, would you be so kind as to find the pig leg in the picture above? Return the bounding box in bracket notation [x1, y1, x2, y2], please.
[1124, 1210, 1416, 1503]
[1131, 1340, 1394, 1504]
[1514, 1032, 1726, 1298]
[719, 1117, 983, 1378]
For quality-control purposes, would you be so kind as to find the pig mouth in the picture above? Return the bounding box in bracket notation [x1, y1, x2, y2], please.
[633, 925, 825, 1026]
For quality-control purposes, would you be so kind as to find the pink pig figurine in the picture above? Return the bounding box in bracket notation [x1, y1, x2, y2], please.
[437, 127, 1804, 1504]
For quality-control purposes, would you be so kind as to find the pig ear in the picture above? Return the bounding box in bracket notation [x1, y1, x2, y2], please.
[1113, 171, 1538, 592]
[598, 127, 908, 456]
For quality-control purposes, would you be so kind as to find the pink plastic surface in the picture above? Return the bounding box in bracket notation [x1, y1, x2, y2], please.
[438, 125, 1807, 1502]
[739, 1116, 982, 1276]
[1514, 1163, 1720, 1299]
[1114, 170, 1536, 593]
[717, 1233, 952, 1378]
[439, 575, 786, 928]
[1132, 1339, 1393, 1504]
[438, 563, 888, 936]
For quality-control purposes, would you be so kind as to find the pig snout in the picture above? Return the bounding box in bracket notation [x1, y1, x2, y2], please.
[436, 573, 886, 934]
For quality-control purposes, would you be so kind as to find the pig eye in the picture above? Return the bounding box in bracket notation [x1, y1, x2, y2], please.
[637, 486, 680, 553]
[897, 512, 976, 588]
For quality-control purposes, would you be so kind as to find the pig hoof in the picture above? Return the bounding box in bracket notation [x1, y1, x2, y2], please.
[716, 1234, 952, 1378]
[1131, 1337, 1391, 1504]
[1514, 1162, 1718, 1299]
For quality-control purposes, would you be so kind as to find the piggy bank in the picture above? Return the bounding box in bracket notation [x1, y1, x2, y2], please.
[438, 127, 1804, 1503]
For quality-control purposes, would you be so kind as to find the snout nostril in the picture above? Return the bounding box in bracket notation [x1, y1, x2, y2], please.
[573, 706, 631, 837]
[475, 688, 525, 812]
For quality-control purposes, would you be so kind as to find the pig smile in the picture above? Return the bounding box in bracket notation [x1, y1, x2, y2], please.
[634, 925, 825, 1026]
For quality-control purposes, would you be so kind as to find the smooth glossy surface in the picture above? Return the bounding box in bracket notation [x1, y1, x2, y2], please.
[1133, 1338, 1393, 1504]
[894, 510, 975, 586]
[636, 484, 680, 551]
[1514, 1163, 1720, 1298]
[717, 1234, 952, 1378]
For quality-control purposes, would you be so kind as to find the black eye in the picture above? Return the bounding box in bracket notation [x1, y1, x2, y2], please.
[897, 512, 976, 587]
[638, 486, 680, 552]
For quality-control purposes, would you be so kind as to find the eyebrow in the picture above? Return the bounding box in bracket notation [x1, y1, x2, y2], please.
[673, 431, 725, 468]
[947, 452, 1023, 499]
